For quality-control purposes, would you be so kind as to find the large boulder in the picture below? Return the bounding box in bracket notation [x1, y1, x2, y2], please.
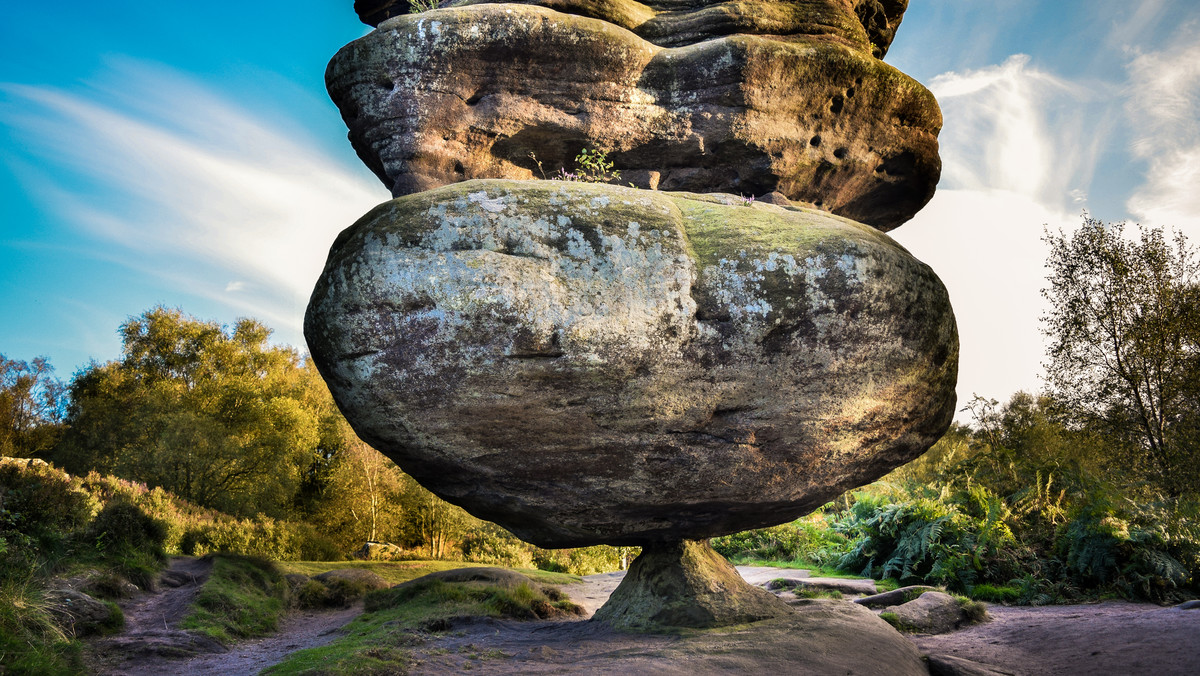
[305, 179, 957, 548]
[326, 3, 940, 231]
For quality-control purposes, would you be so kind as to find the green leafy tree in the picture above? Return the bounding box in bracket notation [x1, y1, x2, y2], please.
[53, 307, 344, 518]
[0, 355, 66, 458]
[309, 432, 407, 552]
[1041, 218, 1200, 495]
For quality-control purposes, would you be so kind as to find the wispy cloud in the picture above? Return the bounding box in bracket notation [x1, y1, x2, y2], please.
[2, 60, 387, 343]
[1123, 25, 1200, 232]
[894, 55, 1102, 410]
[928, 54, 1111, 211]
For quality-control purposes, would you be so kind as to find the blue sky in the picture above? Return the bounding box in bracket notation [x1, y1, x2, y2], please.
[3, 1, 1200, 412]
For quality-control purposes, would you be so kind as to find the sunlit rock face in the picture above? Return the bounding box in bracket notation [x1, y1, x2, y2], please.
[326, 2, 940, 231]
[304, 179, 957, 548]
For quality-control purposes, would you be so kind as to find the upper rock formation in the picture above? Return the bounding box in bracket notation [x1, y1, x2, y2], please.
[304, 179, 958, 548]
[328, 2, 940, 231]
[355, 0, 910, 57]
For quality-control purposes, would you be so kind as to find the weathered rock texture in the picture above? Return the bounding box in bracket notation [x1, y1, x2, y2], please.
[595, 540, 791, 629]
[355, 0, 909, 57]
[305, 179, 957, 548]
[327, 3, 940, 231]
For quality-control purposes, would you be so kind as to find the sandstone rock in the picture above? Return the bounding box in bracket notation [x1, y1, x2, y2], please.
[305, 179, 957, 548]
[855, 584, 938, 608]
[1176, 599, 1200, 610]
[94, 630, 228, 658]
[766, 576, 877, 595]
[595, 540, 791, 629]
[354, 540, 405, 560]
[355, 1, 909, 58]
[886, 591, 983, 634]
[45, 589, 120, 636]
[925, 653, 1018, 676]
[326, 3, 941, 231]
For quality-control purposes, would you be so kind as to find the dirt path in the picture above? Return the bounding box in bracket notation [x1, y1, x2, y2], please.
[89, 557, 364, 676]
[913, 601, 1200, 676]
[90, 561, 1200, 675]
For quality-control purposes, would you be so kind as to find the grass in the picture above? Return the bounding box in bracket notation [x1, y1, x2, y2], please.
[969, 583, 1021, 603]
[279, 559, 579, 586]
[0, 576, 84, 675]
[264, 570, 583, 675]
[180, 554, 288, 644]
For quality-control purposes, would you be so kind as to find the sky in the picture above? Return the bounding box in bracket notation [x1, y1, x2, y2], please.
[3, 1, 1200, 415]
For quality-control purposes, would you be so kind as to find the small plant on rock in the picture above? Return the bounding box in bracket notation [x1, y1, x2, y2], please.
[409, 0, 441, 13]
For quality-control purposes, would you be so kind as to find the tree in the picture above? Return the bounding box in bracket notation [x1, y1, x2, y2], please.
[0, 355, 66, 458]
[309, 431, 407, 552]
[1041, 218, 1200, 495]
[53, 307, 348, 518]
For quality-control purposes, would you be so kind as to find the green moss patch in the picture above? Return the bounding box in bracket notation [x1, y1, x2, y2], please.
[180, 554, 287, 644]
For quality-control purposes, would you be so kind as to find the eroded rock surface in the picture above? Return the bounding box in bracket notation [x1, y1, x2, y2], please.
[305, 179, 957, 547]
[327, 3, 940, 231]
[357, 0, 909, 57]
[595, 540, 791, 629]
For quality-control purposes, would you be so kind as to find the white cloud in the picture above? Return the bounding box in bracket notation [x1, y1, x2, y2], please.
[928, 55, 1107, 212]
[894, 190, 1076, 413]
[894, 55, 1101, 413]
[2, 61, 387, 346]
[1123, 26, 1200, 234]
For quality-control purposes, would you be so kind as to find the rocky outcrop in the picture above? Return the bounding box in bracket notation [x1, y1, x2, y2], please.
[305, 179, 957, 548]
[854, 584, 938, 608]
[45, 589, 121, 636]
[766, 576, 878, 595]
[327, 3, 940, 231]
[886, 591, 985, 634]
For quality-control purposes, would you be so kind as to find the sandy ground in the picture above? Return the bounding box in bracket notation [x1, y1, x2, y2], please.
[89, 561, 1200, 675]
[913, 601, 1200, 676]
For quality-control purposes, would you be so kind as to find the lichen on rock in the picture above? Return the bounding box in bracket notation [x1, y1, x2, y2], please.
[305, 179, 957, 549]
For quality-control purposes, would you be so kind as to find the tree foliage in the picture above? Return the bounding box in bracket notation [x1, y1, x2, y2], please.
[52, 307, 345, 518]
[0, 355, 66, 458]
[1041, 218, 1200, 496]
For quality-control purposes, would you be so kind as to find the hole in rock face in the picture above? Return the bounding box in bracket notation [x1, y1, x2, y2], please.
[377, 78, 394, 91]
[833, 147, 848, 160]
[830, 95, 845, 114]
[454, 161, 465, 175]
[810, 135, 822, 147]
[847, 87, 856, 98]
[466, 92, 484, 106]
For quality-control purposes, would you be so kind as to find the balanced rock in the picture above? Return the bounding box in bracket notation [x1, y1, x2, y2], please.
[305, 179, 957, 548]
[326, 3, 941, 231]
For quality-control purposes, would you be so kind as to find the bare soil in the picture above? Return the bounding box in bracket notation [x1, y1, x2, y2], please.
[88, 557, 362, 676]
[913, 601, 1200, 676]
[88, 560, 1200, 675]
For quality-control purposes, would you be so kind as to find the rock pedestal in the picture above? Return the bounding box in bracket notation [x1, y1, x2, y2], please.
[594, 540, 791, 630]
